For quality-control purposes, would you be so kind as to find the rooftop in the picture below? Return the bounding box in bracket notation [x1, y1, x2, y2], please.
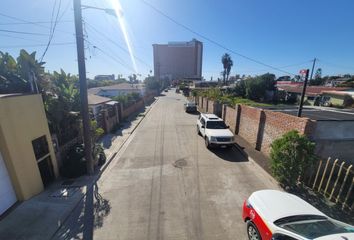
[264, 106, 354, 120]
[277, 85, 350, 96]
[88, 94, 112, 105]
[88, 83, 145, 95]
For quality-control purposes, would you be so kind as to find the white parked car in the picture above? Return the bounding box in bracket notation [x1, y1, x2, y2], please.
[196, 113, 235, 148]
[242, 190, 354, 240]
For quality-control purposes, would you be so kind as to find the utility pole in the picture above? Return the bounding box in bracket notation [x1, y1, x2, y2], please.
[309, 57, 317, 81]
[297, 69, 310, 117]
[73, 0, 93, 175]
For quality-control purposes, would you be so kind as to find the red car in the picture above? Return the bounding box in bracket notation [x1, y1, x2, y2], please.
[242, 190, 354, 240]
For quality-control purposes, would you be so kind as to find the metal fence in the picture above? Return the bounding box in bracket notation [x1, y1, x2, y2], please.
[305, 157, 353, 211]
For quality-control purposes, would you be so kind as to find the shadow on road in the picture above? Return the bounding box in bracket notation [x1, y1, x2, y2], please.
[53, 183, 111, 240]
[210, 145, 249, 163]
[185, 111, 200, 115]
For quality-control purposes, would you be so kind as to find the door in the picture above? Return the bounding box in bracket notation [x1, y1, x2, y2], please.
[0, 151, 17, 215]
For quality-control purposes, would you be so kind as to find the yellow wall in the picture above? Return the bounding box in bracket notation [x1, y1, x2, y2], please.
[0, 94, 58, 201]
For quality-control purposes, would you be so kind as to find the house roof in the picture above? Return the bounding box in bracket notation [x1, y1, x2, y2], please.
[277, 85, 350, 96]
[88, 83, 145, 94]
[322, 90, 354, 97]
[88, 94, 112, 105]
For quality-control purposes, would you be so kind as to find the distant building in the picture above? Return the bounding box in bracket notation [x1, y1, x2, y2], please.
[94, 74, 115, 81]
[88, 83, 145, 98]
[153, 39, 203, 81]
[88, 94, 120, 133]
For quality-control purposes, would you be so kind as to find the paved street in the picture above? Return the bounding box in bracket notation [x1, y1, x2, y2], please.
[54, 91, 280, 240]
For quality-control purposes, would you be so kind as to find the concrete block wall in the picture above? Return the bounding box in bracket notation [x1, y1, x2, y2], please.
[122, 99, 145, 119]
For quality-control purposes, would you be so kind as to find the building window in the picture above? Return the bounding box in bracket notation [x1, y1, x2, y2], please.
[32, 136, 49, 161]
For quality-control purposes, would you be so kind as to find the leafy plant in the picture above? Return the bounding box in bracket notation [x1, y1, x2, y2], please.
[270, 130, 316, 187]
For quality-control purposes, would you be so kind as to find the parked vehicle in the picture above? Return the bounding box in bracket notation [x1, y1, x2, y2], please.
[196, 113, 234, 148]
[164, 89, 168, 92]
[175, 88, 180, 93]
[242, 190, 354, 240]
[184, 102, 197, 113]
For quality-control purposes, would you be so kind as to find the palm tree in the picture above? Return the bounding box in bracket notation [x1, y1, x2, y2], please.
[221, 53, 233, 85]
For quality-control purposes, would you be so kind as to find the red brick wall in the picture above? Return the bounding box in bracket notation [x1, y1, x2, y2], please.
[260, 110, 312, 154]
[207, 100, 214, 114]
[238, 105, 262, 147]
[222, 105, 237, 133]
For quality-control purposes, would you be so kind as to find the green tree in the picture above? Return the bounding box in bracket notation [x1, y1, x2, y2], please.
[144, 76, 160, 91]
[270, 130, 316, 187]
[232, 80, 246, 97]
[0, 51, 30, 93]
[245, 73, 275, 101]
[221, 53, 233, 85]
[44, 70, 81, 143]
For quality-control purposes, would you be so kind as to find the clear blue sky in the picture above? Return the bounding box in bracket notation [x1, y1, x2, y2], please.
[1, 0, 354, 80]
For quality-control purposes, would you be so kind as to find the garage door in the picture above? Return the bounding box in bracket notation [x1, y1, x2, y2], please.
[0, 151, 17, 215]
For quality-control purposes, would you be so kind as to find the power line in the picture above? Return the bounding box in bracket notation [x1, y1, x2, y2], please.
[0, 11, 74, 36]
[85, 38, 136, 72]
[140, 0, 297, 76]
[0, 29, 49, 36]
[84, 21, 152, 69]
[0, 33, 43, 42]
[40, 0, 62, 61]
[0, 42, 75, 48]
[317, 59, 354, 71]
[0, 20, 72, 25]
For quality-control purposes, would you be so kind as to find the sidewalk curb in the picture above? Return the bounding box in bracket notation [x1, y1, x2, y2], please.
[100, 97, 159, 174]
[50, 96, 159, 239]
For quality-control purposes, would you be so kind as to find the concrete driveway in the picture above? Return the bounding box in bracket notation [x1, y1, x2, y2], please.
[54, 90, 280, 240]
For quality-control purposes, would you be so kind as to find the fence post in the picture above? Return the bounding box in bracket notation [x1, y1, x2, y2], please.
[336, 165, 352, 203]
[330, 161, 346, 200]
[324, 159, 338, 197]
[312, 160, 323, 189]
[318, 157, 331, 192]
[342, 177, 354, 210]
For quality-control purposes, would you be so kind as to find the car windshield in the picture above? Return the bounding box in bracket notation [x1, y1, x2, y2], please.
[206, 121, 227, 129]
[275, 215, 354, 239]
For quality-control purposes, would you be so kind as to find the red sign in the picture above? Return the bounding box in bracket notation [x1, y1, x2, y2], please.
[299, 69, 309, 75]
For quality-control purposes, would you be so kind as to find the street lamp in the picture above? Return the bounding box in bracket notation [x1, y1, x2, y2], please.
[73, 0, 116, 175]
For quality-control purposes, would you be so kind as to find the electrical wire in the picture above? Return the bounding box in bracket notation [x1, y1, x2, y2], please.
[40, 0, 62, 61]
[317, 59, 354, 71]
[0, 42, 75, 49]
[85, 38, 136, 72]
[0, 33, 44, 42]
[84, 21, 152, 69]
[140, 0, 297, 76]
[0, 29, 49, 36]
[0, 8, 74, 36]
[0, 20, 72, 25]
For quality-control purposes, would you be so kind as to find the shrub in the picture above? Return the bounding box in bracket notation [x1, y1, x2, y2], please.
[270, 130, 316, 187]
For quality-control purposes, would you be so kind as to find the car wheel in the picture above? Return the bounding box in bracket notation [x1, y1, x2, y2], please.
[205, 137, 210, 148]
[197, 126, 201, 135]
[247, 221, 261, 240]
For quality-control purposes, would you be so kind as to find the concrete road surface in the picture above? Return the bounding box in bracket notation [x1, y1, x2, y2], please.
[53, 91, 280, 240]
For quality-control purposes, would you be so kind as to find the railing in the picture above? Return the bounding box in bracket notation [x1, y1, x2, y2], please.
[305, 157, 353, 211]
